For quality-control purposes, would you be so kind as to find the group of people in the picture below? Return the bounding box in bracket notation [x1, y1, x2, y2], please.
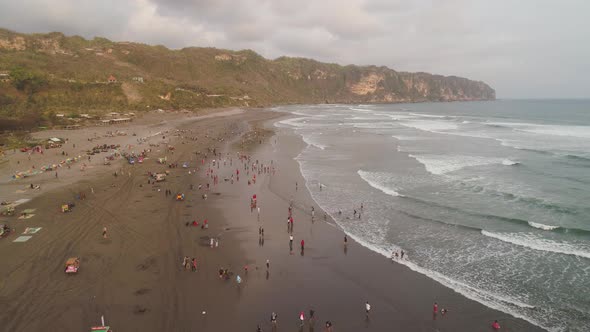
[181, 256, 197, 272]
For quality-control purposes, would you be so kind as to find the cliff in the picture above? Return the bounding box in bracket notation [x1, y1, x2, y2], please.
[0, 28, 495, 120]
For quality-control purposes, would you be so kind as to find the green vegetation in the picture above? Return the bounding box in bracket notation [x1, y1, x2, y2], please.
[0, 28, 495, 131]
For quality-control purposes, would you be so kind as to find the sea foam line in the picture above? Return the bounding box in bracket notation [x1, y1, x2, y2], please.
[329, 226, 551, 331]
[357, 170, 403, 197]
[528, 222, 561, 231]
[481, 230, 590, 259]
[296, 154, 551, 332]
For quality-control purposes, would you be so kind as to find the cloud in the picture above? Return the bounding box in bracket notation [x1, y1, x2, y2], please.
[0, 0, 588, 98]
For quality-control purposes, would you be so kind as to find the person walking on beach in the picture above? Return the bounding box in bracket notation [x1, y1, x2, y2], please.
[365, 301, 371, 320]
[492, 320, 501, 330]
[325, 321, 333, 332]
[266, 259, 270, 270]
[270, 312, 278, 331]
[289, 235, 294, 251]
[191, 258, 197, 272]
[344, 235, 348, 246]
[102, 226, 108, 239]
[300, 239, 305, 251]
[433, 302, 439, 318]
[401, 250, 405, 259]
[299, 311, 305, 327]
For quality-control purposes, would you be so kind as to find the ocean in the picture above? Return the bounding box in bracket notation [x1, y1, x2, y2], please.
[273, 100, 590, 332]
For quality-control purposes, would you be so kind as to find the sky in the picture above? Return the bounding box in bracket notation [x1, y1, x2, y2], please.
[0, 0, 588, 98]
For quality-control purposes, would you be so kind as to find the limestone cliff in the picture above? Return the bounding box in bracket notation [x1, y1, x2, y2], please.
[0, 28, 495, 118]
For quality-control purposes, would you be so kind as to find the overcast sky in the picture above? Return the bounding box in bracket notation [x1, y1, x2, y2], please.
[1, 0, 588, 98]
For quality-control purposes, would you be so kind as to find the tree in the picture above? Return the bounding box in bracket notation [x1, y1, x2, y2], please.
[10, 67, 48, 94]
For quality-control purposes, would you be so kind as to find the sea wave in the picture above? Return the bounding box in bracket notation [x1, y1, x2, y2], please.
[399, 194, 588, 235]
[408, 154, 508, 175]
[481, 230, 590, 259]
[488, 122, 590, 139]
[391, 135, 427, 141]
[300, 134, 327, 150]
[528, 222, 561, 231]
[398, 119, 458, 132]
[331, 227, 546, 331]
[502, 159, 520, 166]
[460, 183, 580, 216]
[349, 107, 373, 113]
[357, 170, 403, 197]
[275, 117, 309, 128]
[565, 154, 590, 163]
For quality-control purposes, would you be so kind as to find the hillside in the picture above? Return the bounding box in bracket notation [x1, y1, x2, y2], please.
[0, 28, 495, 127]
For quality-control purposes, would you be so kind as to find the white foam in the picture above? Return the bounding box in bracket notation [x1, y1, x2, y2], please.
[336, 230, 547, 331]
[301, 134, 327, 150]
[482, 230, 590, 259]
[521, 125, 590, 139]
[385, 113, 417, 120]
[409, 154, 505, 175]
[349, 107, 373, 113]
[346, 116, 390, 121]
[502, 159, 520, 166]
[357, 170, 403, 197]
[399, 119, 458, 132]
[489, 122, 590, 139]
[409, 112, 449, 119]
[528, 222, 561, 231]
[276, 117, 308, 128]
[352, 122, 397, 129]
[391, 135, 426, 141]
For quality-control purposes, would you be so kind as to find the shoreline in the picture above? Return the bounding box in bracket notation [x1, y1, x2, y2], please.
[0, 108, 544, 331]
[222, 113, 545, 331]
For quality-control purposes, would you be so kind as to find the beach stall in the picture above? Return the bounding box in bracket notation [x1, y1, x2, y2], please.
[1, 205, 15, 216]
[0, 224, 12, 238]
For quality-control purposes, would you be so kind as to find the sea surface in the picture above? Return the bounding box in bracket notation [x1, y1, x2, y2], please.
[273, 100, 590, 332]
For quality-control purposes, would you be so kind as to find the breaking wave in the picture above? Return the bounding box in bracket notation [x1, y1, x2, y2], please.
[408, 154, 509, 175]
[481, 230, 590, 259]
[357, 170, 403, 197]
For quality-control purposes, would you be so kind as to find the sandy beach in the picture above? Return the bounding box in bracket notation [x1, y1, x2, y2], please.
[0, 108, 545, 331]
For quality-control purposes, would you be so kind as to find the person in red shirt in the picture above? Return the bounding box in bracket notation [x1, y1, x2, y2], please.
[300, 239, 305, 250]
[492, 320, 501, 330]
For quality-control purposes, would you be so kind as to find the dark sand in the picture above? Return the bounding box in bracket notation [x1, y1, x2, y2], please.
[0, 109, 545, 332]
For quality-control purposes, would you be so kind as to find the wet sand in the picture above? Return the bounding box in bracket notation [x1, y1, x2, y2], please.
[0, 109, 545, 331]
